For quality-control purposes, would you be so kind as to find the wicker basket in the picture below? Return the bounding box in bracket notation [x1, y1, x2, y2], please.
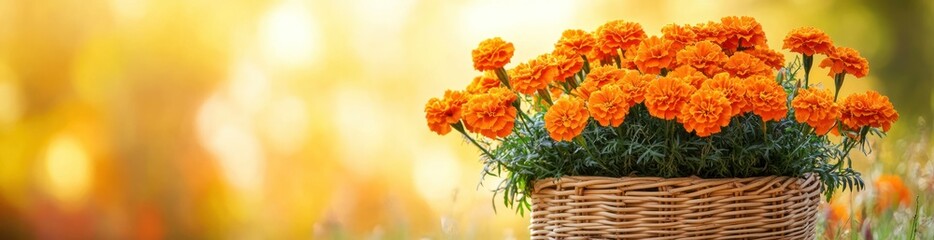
[530, 174, 821, 240]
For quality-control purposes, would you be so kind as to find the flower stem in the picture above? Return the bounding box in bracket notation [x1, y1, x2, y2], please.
[833, 73, 846, 101]
[802, 54, 813, 88]
[495, 67, 512, 89]
[581, 55, 591, 74]
[452, 122, 494, 158]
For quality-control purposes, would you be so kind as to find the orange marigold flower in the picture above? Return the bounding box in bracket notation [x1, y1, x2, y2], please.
[840, 90, 899, 132]
[466, 72, 501, 94]
[571, 80, 599, 100]
[543, 53, 584, 82]
[583, 65, 625, 87]
[549, 82, 565, 100]
[692, 21, 727, 46]
[723, 52, 771, 78]
[661, 24, 697, 50]
[874, 175, 912, 212]
[462, 87, 517, 138]
[819, 46, 869, 78]
[633, 36, 677, 75]
[719, 16, 768, 51]
[679, 88, 733, 137]
[745, 76, 788, 121]
[594, 20, 647, 59]
[618, 49, 639, 70]
[508, 58, 558, 95]
[746, 46, 786, 70]
[668, 65, 707, 89]
[588, 84, 632, 127]
[702, 73, 748, 115]
[424, 90, 470, 135]
[792, 88, 841, 135]
[644, 77, 696, 120]
[472, 37, 515, 71]
[676, 40, 728, 77]
[544, 96, 590, 141]
[619, 70, 653, 105]
[782, 26, 834, 56]
[555, 29, 597, 57]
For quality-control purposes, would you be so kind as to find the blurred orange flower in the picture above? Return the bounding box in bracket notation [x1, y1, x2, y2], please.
[424, 90, 470, 135]
[782, 26, 834, 56]
[466, 72, 501, 94]
[661, 24, 697, 50]
[667, 65, 707, 89]
[555, 29, 597, 57]
[819, 46, 869, 78]
[619, 70, 653, 105]
[572, 80, 599, 100]
[588, 84, 632, 127]
[462, 87, 517, 138]
[702, 73, 748, 115]
[679, 88, 733, 137]
[874, 175, 912, 212]
[745, 46, 786, 70]
[633, 36, 677, 75]
[472, 37, 515, 71]
[508, 58, 558, 95]
[745, 76, 788, 121]
[594, 20, 646, 60]
[723, 52, 770, 78]
[676, 40, 728, 77]
[545, 96, 590, 141]
[719, 16, 768, 51]
[792, 88, 840, 135]
[547, 54, 583, 82]
[644, 77, 696, 120]
[840, 90, 899, 132]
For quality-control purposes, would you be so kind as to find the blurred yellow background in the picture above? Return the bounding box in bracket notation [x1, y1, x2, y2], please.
[0, 0, 932, 239]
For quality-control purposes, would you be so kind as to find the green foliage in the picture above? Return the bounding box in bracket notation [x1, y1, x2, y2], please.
[467, 58, 876, 215]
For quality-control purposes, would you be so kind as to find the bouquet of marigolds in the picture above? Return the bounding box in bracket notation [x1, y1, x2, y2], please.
[424, 16, 898, 214]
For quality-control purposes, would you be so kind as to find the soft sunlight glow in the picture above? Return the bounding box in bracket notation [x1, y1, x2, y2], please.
[333, 87, 385, 176]
[43, 134, 92, 209]
[259, 0, 322, 66]
[413, 148, 461, 208]
[0, 64, 20, 125]
[260, 95, 309, 155]
[228, 61, 270, 115]
[196, 94, 266, 194]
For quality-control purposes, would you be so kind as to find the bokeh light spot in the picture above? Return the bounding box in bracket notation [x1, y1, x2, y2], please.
[259, 0, 321, 67]
[43, 134, 93, 209]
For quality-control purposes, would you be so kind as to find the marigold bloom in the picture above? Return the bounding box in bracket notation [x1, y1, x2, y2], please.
[792, 88, 841, 135]
[719, 16, 768, 51]
[745, 76, 788, 121]
[555, 29, 597, 57]
[723, 52, 770, 78]
[782, 26, 834, 56]
[746, 46, 786, 70]
[547, 53, 584, 81]
[466, 72, 501, 94]
[679, 89, 733, 137]
[840, 90, 898, 132]
[571, 80, 599, 100]
[462, 88, 517, 138]
[619, 70, 653, 105]
[668, 65, 707, 89]
[588, 84, 632, 127]
[692, 21, 727, 46]
[424, 90, 470, 135]
[583, 65, 625, 87]
[508, 58, 558, 95]
[544, 96, 590, 141]
[471, 37, 515, 71]
[633, 36, 677, 75]
[661, 24, 697, 50]
[819, 46, 869, 78]
[594, 20, 647, 59]
[702, 73, 748, 115]
[676, 41, 728, 77]
[644, 77, 696, 120]
[874, 175, 912, 212]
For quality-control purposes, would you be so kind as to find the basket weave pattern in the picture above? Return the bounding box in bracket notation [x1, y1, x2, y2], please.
[530, 174, 820, 240]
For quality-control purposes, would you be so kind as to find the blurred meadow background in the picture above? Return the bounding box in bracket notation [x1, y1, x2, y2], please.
[0, 0, 933, 239]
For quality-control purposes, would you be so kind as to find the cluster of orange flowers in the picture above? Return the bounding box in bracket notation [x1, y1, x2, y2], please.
[426, 16, 898, 141]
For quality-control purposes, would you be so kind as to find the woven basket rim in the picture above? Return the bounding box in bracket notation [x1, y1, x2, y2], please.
[533, 174, 817, 192]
